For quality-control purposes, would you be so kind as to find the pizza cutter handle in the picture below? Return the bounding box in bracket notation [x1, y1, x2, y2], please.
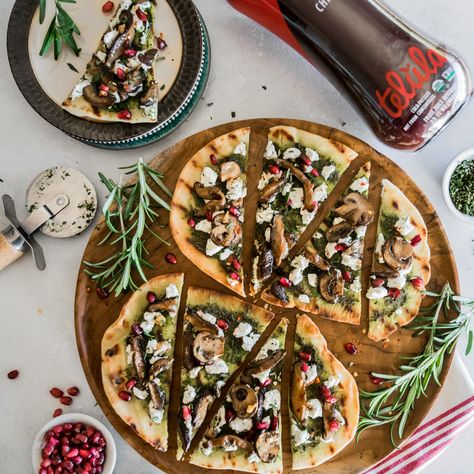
[0, 230, 24, 270]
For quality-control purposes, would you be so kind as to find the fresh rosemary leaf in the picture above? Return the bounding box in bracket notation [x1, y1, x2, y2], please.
[39, 0, 47, 24]
[67, 62, 79, 72]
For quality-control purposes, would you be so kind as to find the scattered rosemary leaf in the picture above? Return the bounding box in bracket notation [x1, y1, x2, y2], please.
[206, 102, 214, 107]
[449, 159, 474, 216]
[160, 84, 166, 91]
[67, 62, 79, 73]
[261, 85, 267, 90]
[231, 111, 236, 118]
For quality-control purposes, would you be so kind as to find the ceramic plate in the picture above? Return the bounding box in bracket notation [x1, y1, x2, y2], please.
[7, 0, 209, 148]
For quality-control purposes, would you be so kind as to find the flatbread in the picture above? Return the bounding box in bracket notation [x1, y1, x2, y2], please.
[367, 180, 431, 342]
[290, 315, 359, 470]
[177, 287, 275, 459]
[170, 128, 250, 297]
[189, 318, 288, 473]
[261, 163, 372, 326]
[101, 273, 184, 451]
[63, 0, 158, 123]
[251, 125, 358, 295]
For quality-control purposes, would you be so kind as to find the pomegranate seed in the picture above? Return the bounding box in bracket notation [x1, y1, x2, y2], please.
[157, 38, 167, 50]
[371, 278, 385, 287]
[279, 277, 291, 288]
[136, 8, 148, 22]
[102, 1, 114, 13]
[182, 405, 191, 420]
[301, 156, 312, 166]
[270, 416, 279, 431]
[95, 287, 109, 299]
[43, 443, 55, 456]
[344, 342, 358, 355]
[124, 49, 136, 57]
[80, 448, 91, 459]
[48, 436, 60, 446]
[269, 165, 280, 174]
[216, 319, 228, 330]
[229, 272, 240, 281]
[321, 385, 331, 398]
[229, 206, 240, 217]
[232, 259, 241, 271]
[225, 409, 235, 422]
[125, 378, 137, 390]
[63, 423, 73, 432]
[388, 288, 401, 299]
[329, 420, 340, 431]
[74, 434, 88, 444]
[132, 323, 143, 336]
[300, 361, 309, 372]
[115, 68, 126, 81]
[410, 234, 422, 246]
[310, 168, 320, 177]
[117, 109, 131, 120]
[335, 243, 347, 252]
[327, 396, 337, 404]
[287, 199, 293, 207]
[210, 153, 218, 165]
[118, 390, 132, 402]
[62, 444, 71, 456]
[411, 277, 424, 289]
[62, 460, 74, 470]
[66, 448, 79, 458]
[165, 253, 177, 264]
[371, 376, 384, 385]
[52, 425, 63, 435]
[299, 351, 311, 362]
[187, 217, 196, 228]
[67, 386, 79, 397]
[261, 378, 272, 387]
[206, 210, 213, 221]
[50, 387, 64, 399]
[60, 396, 73, 406]
[342, 271, 351, 282]
[83, 463, 92, 472]
[147, 291, 157, 303]
[53, 409, 63, 418]
[41, 459, 52, 468]
[256, 421, 270, 430]
[98, 84, 109, 93]
[7, 370, 19, 379]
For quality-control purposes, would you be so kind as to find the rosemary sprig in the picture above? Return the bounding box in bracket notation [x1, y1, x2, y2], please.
[39, 0, 81, 60]
[84, 158, 172, 296]
[357, 282, 474, 445]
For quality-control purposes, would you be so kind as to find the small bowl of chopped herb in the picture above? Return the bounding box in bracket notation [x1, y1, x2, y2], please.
[442, 149, 474, 225]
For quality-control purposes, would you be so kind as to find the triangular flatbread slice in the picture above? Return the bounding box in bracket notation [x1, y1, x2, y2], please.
[177, 287, 274, 459]
[170, 128, 250, 296]
[367, 180, 431, 342]
[101, 273, 184, 452]
[251, 126, 358, 295]
[261, 163, 372, 325]
[189, 318, 288, 473]
[289, 315, 359, 470]
[63, 0, 159, 123]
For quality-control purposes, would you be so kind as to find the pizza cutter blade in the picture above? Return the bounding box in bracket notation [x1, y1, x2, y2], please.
[0, 167, 97, 271]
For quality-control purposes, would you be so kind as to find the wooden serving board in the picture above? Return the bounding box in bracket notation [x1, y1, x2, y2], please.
[75, 119, 459, 473]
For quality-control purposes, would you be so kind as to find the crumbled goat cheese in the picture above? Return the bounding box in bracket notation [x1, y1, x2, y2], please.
[307, 273, 318, 288]
[233, 322, 253, 338]
[283, 147, 301, 160]
[229, 417, 253, 433]
[313, 183, 328, 203]
[195, 219, 212, 233]
[305, 365, 318, 384]
[292, 425, 310, 447]
[301, 208, 316, 225]
[200, 167, 218, 187]
[263, 389, 281, 411]
[298, 294, 310, 304]
[366, 286, 388, 299]
[324, 374, 342, 388]
[321, 165, 336, 180]
[149, 402, 164, 424]
[205, 358, 228, 375]
[305, 147, 319, 162]
[387, 274, 407, 289]
[71, 80, 91, 100]
[395, 217, 414, 237]
[103, 30, 119, 49]
[165, 284, 179, 299]
[264, 140, 278, 159]
[220, 248, 233, 261]
[133, 387, 149, 400]
[350, 177, 369, 193]
[288, 187, 304, 209]
[242, 333, 260, 351]
[189, 366, 201, 379]
[325, 242, 339, 259]
[306, 398, 323, 419]
[206, 239, 223, 256]
[234, 141, 247, 156]
[182, 385, 196, 404]
[341, 252, 361, 271]
[349, 277, 362, 293]
[226, 178, 247, 201]
[256, 206, 275, 224]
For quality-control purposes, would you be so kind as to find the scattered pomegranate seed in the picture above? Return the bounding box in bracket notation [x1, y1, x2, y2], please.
[287, 199, 293, 207]
[206, 210, 213, 221]
[229, 272, 240, 281]
[342, 271, 351, 282]
[53, 408, 63, 418]
[344, 342, 358, 355]
[329, 419, 340, 431]
[7, 370, 19, 380]
[117, 109, 131, 120]
[229, 206, 240, 217]
[182, 405, 191, 420]
[411, 277, 424, 289]
[136, 8, 148, 22]
[269, 165, 280, 174]
[115, 68, 126, 81]
[410, 234, 422, 246]
[165, 253, 177, 264]
[256, 420, 270, 430]
[279, 277, 291, 288]
[232, 259, 241, 271]
[371, 376, 384, 385]
[98, 84, 109, 93]
[50, 387, 64, 399]
[124, 49, 137, 57]
[371, 278, 385, 287]
[270, 416, 279, 431]
[260, 378, 272, 388]
[210, 153, 218, 165]
[102, 1, 114, 13]
[60, 396, 73, 406]
[96, 287, 109, 299]
[301, 156, 312, 166]
[335, 243, 347, 252]
[187, 217, 196, 228]
[132, 323, 143, 336]
[67, 386, 80, 397]
[225, 409, 235, 423]
[118, 390, 132, 402]
[300, 361, 309, 372]
[388, 288, 401, 299]
[216, 319, 229, 330]
[125, 379, 137, 390]
[310, 168, 320, 177]
[146, 291, 157, 303]
[157, 38, 168, 50]
[299, 351, 311, 362]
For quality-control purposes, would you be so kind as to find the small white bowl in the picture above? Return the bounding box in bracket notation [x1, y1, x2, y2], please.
[442, 148, 474, 225]
[32, 413, 116, 473]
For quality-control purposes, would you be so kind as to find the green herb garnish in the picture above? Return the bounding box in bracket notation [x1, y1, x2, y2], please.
[449, 159, 474, 216]
[39, 0, 81, 60]
[84, 158, 172, 296]
[67, 62, 79, 72]
[357, 282, 473, 445]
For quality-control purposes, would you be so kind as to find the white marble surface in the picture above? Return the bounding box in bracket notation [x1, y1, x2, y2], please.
[0, 0, 473, 473]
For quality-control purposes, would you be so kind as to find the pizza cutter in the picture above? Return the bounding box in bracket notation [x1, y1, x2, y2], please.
[0, 167, 97, 271]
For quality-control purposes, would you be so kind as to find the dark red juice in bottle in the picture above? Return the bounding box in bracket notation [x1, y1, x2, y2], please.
[228, 0, 472, 151]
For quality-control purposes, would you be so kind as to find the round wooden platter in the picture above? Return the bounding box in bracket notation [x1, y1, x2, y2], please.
[75, 119, 459, 473]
